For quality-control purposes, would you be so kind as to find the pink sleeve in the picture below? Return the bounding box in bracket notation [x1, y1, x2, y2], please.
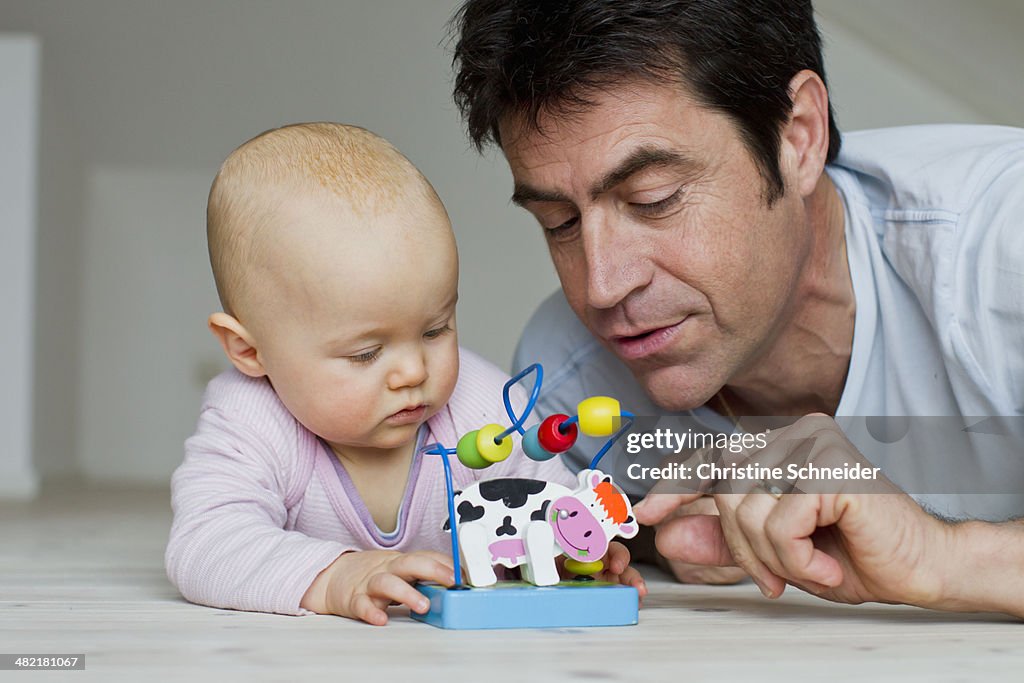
[165, 406, 354, 616]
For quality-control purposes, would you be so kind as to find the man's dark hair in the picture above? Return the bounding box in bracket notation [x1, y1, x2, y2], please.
[450, 0, 841, 204]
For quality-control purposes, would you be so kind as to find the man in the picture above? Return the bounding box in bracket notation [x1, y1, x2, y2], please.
[450, 0, 1024, 616]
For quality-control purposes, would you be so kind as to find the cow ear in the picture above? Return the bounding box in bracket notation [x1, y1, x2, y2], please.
[618, 522, 638, 538]
[589, 472, 602, 488]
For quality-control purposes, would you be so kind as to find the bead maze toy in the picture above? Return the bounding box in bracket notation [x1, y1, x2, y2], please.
[415, 364, 640, 629]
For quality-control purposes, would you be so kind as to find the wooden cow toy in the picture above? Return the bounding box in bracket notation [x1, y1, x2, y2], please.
[445, 469, 638, 587]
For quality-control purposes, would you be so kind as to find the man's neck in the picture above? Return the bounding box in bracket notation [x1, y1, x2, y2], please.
[721, 174, 854, 417]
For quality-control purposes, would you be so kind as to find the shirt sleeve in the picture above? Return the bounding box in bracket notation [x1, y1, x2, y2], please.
[165, 406, 354, 616]
[951, 146, 1024, 415]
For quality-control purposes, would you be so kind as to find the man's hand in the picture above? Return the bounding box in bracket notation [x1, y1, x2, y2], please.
[634, 415, 955, 608]
[301, 550, 455, 625]
[652, 495, 747, 585]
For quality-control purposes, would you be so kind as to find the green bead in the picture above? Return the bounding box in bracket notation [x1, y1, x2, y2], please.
[456, 430, 490, 469]
[477, 423, 513, 463]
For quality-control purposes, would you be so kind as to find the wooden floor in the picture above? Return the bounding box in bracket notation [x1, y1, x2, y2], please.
[1, 481, 1021, 682]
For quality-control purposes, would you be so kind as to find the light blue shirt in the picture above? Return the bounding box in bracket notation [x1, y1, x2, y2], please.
[513, 125, 1024, 521]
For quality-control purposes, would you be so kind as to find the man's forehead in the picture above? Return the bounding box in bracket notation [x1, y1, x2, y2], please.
[499, 80, 714, 181]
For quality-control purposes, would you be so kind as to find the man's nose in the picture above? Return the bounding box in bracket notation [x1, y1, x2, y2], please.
[387, 349, 429, 390]
[581, 213, 649, 310]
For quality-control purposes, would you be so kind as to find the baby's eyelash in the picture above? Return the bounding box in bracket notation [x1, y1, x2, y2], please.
[348, 348, 381, 364]
[424, 324, 453, 339]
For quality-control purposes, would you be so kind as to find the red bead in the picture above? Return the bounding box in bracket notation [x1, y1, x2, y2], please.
[537, 414, 578, 453]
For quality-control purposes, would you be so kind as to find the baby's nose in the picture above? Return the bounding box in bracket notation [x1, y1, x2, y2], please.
[388, 352, 428, 389]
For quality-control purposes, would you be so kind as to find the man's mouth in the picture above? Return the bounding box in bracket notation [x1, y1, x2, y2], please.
[608, 319, 687, 360]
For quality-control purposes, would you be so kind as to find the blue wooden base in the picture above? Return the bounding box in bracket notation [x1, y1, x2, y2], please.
[412, 580, 639, 630]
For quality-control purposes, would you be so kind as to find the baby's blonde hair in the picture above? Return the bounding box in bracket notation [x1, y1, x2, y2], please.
[207, 122, 441, 318]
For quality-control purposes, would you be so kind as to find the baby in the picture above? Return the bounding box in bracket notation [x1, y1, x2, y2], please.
[166, 122, 644, 625]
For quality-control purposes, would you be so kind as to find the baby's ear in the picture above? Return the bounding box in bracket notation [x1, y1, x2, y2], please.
[208, 312, 266, 378]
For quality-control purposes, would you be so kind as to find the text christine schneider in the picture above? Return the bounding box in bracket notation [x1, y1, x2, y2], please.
[622, 428, 882, 483]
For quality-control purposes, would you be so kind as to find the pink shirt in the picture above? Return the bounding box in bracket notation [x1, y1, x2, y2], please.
[166, 348, 575, 615]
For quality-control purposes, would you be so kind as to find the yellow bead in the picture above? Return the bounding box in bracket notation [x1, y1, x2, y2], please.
[476, 423, 513, 463]
[576, 396, 621, 437]
[456, 430, 490, 469]
[564, 558, 604, 576]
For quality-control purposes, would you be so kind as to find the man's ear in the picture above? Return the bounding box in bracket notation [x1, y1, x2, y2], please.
[782, 69, 831, 199]
[208, 312, 267, 378]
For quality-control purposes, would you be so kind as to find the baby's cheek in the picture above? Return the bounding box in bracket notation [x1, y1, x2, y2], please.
[431, 342, 460, 403]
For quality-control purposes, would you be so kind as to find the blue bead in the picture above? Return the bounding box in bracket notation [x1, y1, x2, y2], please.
[523, 424, 557, 461]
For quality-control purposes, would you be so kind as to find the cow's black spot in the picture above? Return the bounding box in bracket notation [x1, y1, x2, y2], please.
[496, 515, 517, 537]
[479, 478, 547, 509]
[442, 500, 486, 531]
[530, 500, 551, 521]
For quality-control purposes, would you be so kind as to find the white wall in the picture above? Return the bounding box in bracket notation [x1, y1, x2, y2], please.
[0, 34, 40, 498]
[817, 15, 990, 128]
[0, 2, 1019, 485]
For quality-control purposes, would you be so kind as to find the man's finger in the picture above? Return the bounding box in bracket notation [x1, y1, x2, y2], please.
[633, 491, 702, 525]
[715, 494, 787, 598]
[765, 494, 844, 588]
[654, 514, 737, 566]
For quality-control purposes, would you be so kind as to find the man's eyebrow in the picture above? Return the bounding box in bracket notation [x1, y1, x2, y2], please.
[511, 184, 570, 207]
[590, 147, 699, 199]
[510, 147, 699, 207]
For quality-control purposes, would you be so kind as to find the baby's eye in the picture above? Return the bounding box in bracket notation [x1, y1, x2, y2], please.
[347, 348, 381, 364]
[424, 324, 452, 340]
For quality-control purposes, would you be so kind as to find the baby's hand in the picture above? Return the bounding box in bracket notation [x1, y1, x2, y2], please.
[306, 550, 455, 625]
[598, 541, 648, 599]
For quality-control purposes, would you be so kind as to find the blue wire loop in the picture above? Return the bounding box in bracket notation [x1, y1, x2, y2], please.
[496, 363, 543, 442]
[588, 410, 634, 470]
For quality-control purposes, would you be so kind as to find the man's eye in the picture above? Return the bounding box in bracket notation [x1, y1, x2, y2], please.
[424, 324, 452, 339]
[545, 216, 580, 241]
[347, 348, 381, 364]
[631, 188, 684, 216]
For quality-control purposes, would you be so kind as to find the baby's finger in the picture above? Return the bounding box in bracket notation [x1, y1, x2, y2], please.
[605, 542, 631, 575]
[366, 572, 432, 615]
[350, 593, 390, 626]
[390, 553, 456, 586]
[618, 566, 648, 598]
